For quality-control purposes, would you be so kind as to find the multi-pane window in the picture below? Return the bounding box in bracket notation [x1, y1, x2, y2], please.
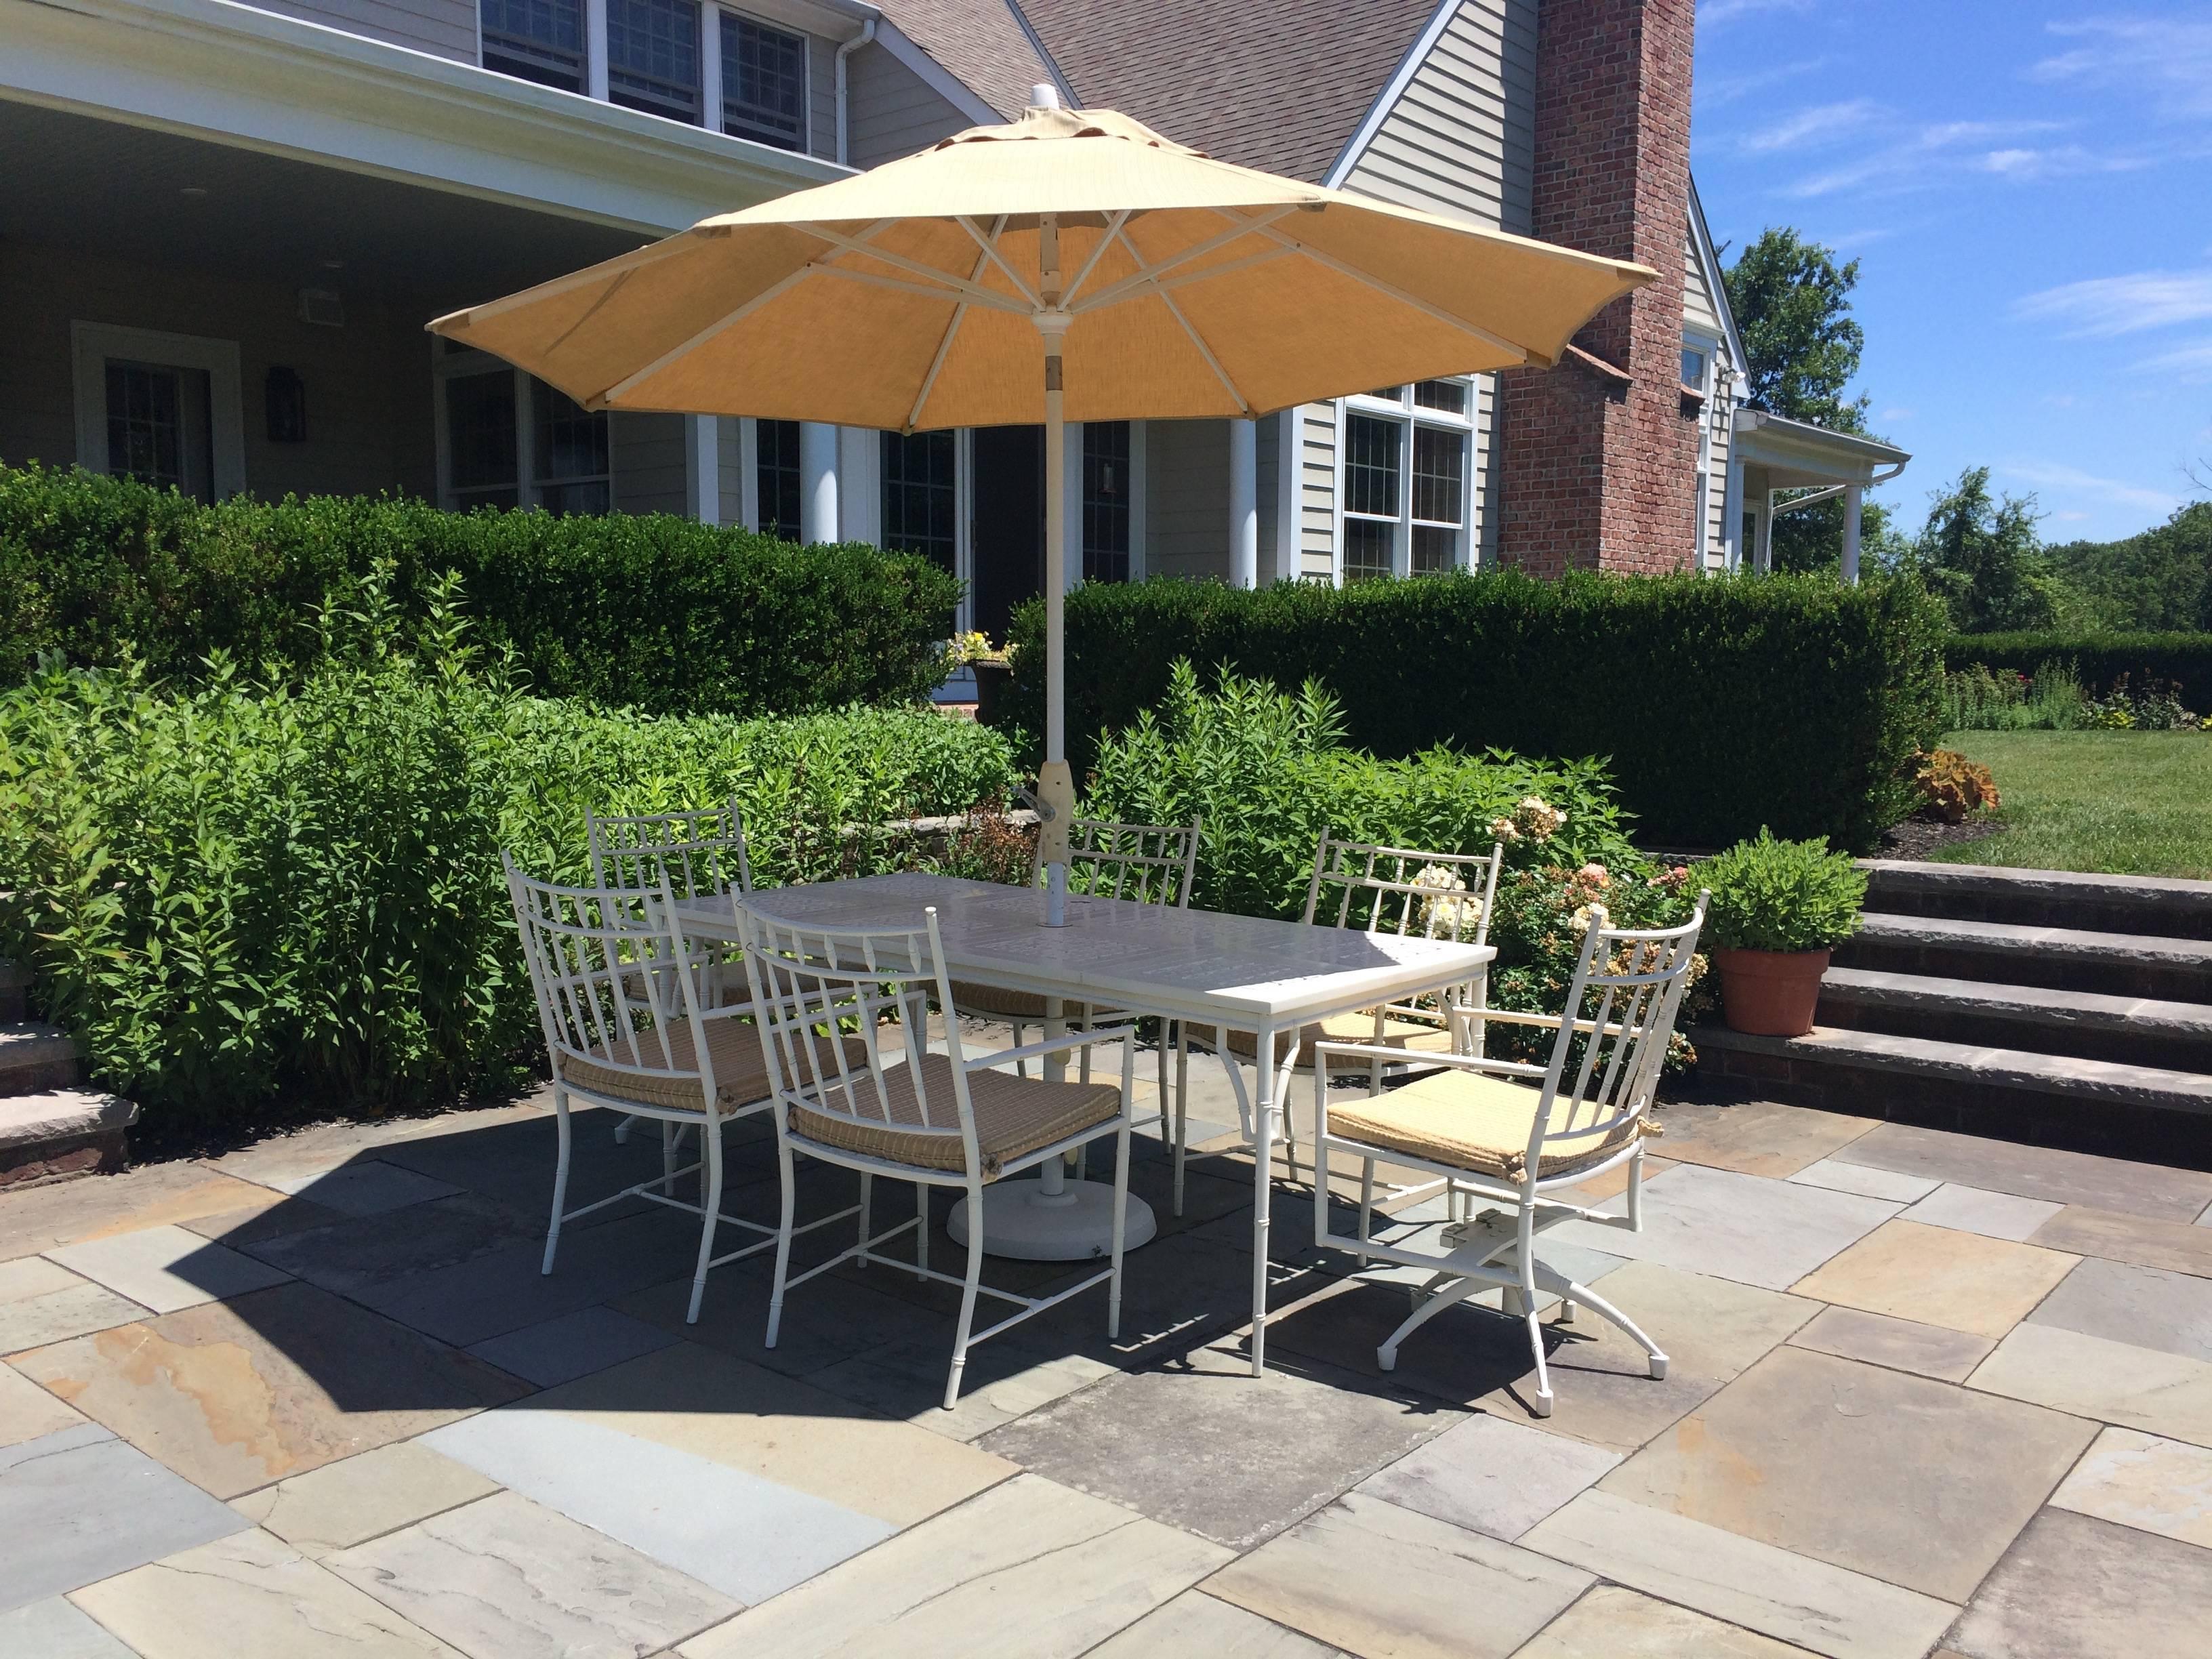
[480, 0, 586, 93]
[881, 430, 957, 573]
[106, 364, 182, 491]
[722, 14, 806, 150]
[608, 0, 700, 123]
[534, 382, 611, 514]
[756, 419, 802, 540]
[1082, 422, 1131, 583]
[1681, 346, 1709, 391]
[444, 371, 520, 510]
[1339, 379, 1473, 581]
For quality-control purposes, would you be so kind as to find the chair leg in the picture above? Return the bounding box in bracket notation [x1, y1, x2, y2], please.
[944, 1180, 986, 1410]
[1517, 1208, 1553, 1417]
[542, 1086, 573, 1277]
[614, 1113, 634, 1145]
[1562, 1277, 1668, 1379]
[1357, 1158, 1376, 1265]
[915, 1180, 930, 1282]
[1109, 1124, 1130, 1342]
[857, 1172, 874, 1266]
[765, 1140, 797, 1349]
[1155, 1019, 1172, 1152]
[1172, 1027, 1190, 1218]
[686, 1115, 722, 1325]
[1012, 1019, 1028, 1080]
[661, 1119, 679, 1197]
[1376, 1273, 1486, 1370]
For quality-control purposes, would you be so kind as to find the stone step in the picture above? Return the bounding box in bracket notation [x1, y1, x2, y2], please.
[0, 1021, 80, 1097]
[1837, 913, 2212, 1004]
[1693, 1022, 2212, 1166]
[0, 959, 27, 1024]
[0, 1088, 138, 1188]
[1818, 966, 2212, 1071]
[1857, 860, 2212, 941]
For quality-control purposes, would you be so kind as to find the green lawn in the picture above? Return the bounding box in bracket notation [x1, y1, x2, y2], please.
[1933, 729, 2212, 879]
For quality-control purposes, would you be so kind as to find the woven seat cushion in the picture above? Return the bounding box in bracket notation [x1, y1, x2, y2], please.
[792, 1053, 1121, 1181]
[562, 1017, 864, 1115]
[1326, 1068, 1647, 1181]
[1191, 1010, 1454, 1067]
[949, 980, 1124, 1025]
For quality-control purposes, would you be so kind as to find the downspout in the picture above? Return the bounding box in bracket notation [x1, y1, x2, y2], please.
[835, 18, 878, 166]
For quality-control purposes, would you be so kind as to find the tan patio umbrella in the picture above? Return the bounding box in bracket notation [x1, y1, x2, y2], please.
[430, 89, 1652, 927]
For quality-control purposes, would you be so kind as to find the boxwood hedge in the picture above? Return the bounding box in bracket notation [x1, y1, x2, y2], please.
[1943, 631, 2212, 706]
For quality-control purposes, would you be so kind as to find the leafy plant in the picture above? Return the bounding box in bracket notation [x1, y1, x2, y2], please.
[1913, 750, 2001, 823]
[1699, 829, 1867, 954]
[1942, 631, 2212, 713]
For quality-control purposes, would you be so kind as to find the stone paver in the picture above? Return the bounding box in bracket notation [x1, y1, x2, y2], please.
[677, 1473, 1232, 1659]
[1550, 1164, 1898, 1291]
[231, 1441, 501, 1556]
[73, 1527, 464, 1659]
[1833, 1122, 2212, 1221]
[1599, 1345, 2096, 1601]
[251, 1160, 463, 1216]
[1511, 1584, 1821, 1658]
[1206, 1490, 1592, 1659]
[331, 1490, 737, 1659]
[463, 1304, 678, 1387]
[12, 1283, 529, 1499]
[1086, 1591, 1338, 1657]
[2030, 1203, 2212, 1278]
[1969, 1321, 2212, 1447]
[0, 1271, 144, 1356]
[0, 1165, 278, 1258]
[1900, 1183, 2064, 1242]
[0, 1357, 86, 1448]
[1353, 1412, 1620, 1542]
[0, 1597, 140, 1658]
[1785, 1305, 1994, 1383]
[805, 1332, 1120, 1441]
[2027, 1256, 2212, 1361]
[46, 1224, 292, 1314]
[1786, 1158, 1939, 1204]
[1947, 1508, 2212, 1658]
[1790, 1219, 2078, 1339]
[0, 1425, 247, 1611]
[1644, 1099, 1877, 1179]
[1519, 1490, 1958, 1659]
[240, 1193, 544, 1300]
[2050, 1425, 2212, 1549]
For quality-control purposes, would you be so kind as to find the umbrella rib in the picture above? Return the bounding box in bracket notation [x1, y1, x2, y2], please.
[795, 220, 1016, 312]
[808, 262, 1025, 313]
[907, 220, 1004, 432]
[1109, 226, 1249, 414]
[1069, 207, 1295, 316]
[434, 230, 710, 330]
[1058, 209, 1132, 308]
[1242, 220, 1542, 366]
[588, 266, 812, 406]
[954, 216, 1042, 309]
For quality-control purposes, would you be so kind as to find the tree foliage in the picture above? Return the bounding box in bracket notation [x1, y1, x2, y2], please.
[1908, 467, 2060, 633]
[2044, 501, 2212, 632]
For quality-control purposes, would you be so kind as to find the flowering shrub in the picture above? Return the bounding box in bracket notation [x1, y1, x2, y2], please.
[1912, 749, 2001, 823]
[2090, 674, 2200, 731]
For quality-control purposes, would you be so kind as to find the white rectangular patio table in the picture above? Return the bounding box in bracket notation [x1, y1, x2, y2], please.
[675, 871, 1494, 1376]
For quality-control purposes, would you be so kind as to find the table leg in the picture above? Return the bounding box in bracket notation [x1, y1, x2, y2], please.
[1250, 1019, 1276, 1377]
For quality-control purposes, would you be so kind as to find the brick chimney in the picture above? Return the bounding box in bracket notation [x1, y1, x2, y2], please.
[1496, 0, 1700, 576]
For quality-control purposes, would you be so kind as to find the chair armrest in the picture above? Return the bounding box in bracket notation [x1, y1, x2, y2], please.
[1473, 1008, 1645, 1040]
[972, 1020, 1141, 1071]
[1311, 1039, 1547, 1079]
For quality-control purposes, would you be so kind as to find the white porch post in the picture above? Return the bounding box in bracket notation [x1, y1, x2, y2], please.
[1754, 492, 1774, 575]
[686, 415, 720, 525]
[1841, 483, 1864, 585]
[800, 422, 839, 542]
[1273, 408, 1300, 582]
[1227, 417, 1258, 588]
[838, 426, 880, 545]
[1721, 451, 1745, 572]
[699, 4, 724, 133]
[583, 0, 611, 100]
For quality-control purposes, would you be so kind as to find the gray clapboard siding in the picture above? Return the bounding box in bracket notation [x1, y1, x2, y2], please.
[719, 416, 747, 528]
[1299, 403, 1336, 577]
[1145, 418, 1229, 578]
[1683, 227, 1723, 337]
[613, 411, 689, 516]
[807, 29, 838, 159]
[1704, 392, 1734, 566]
[846, 41, 970, 167]
[253, 0, 478, 61]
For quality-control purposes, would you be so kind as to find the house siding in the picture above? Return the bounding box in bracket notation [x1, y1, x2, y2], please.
[846, 41, 970, 168]
[611, 411, 689, 515]
[805, 26, 838, 158]
[1300, 403, 1336, 577]
[1144, 417, 1229, 578]
[254, 0, 478, 63]
[1255, 409, 1280, 558]
[1702, 383, 1734, 566]
[1683, 223, 1723, 337]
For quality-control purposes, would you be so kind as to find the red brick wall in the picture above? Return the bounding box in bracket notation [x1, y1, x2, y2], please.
[1497, 0, 1701, 576]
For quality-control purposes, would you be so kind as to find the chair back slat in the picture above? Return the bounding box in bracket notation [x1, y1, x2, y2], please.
[1303, 830, 1504, 944]
[1048, 816, 1202, 909]
[588, 797, 753, 901]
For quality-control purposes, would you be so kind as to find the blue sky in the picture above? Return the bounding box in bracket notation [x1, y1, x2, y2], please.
[1689, 1, 2212, 543]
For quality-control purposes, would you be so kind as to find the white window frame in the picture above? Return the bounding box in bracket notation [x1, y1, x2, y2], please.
[1332, 380, 1476, 583]
[71, 321, 246, 499]
[716, 7, 811, 152]
[1684, 327, 1721, 569]
[430, 343, 615, 513]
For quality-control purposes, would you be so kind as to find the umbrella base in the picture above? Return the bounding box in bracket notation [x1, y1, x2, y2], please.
[947, 1178, 1157, 1261]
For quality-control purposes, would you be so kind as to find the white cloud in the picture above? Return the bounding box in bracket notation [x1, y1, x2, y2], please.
[1828, 226, 1900, 251]
[1975, 144, 2154, 181]
[1697, 58, 1830, 110]
[1782, 119, 2072, 197]
[2013, 269, 2212, 337]
[2030, 16, 2212, 121]
[2134, 338, 2212, 382]
[1999, 460, 2183, 516]
[2053, 510, 2091, 522]
[1878, 407, 1915, 423]
[1700, 0, 1816, 28]
[1736, 100, 1882, 155]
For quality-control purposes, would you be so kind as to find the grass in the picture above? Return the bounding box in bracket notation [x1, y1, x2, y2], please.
[1933, 729, 2212, 879]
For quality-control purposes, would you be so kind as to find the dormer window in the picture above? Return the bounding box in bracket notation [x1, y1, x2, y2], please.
[481, 0, 586, 94]
[608, 0, 702, 125]
[722, 14, 808, 151]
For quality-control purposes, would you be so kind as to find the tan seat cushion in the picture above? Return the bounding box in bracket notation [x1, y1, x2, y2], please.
[1325, 1069, 1648, 1181]
[1192, 1010, 1454, 1067]
[792, 1054, 1121, 1181]
[562, 1016, 864, 1116]
[948, 980, 1126, 1026]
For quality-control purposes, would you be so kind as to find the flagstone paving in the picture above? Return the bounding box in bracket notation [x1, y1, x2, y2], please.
[7, 1073, 2212, 1656]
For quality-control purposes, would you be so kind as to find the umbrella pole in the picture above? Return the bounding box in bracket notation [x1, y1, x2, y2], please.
[1035, 244, 1074, 928]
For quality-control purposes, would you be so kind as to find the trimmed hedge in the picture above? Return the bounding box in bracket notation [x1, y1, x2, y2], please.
[1944, 632, 2212, 707]
[0, 462, 959, 714]
[998, 570, 1947, 853]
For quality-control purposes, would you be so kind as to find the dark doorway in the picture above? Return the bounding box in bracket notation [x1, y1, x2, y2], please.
[971, 424, 1043, 643]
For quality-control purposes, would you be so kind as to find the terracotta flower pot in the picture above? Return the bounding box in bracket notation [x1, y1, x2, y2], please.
[1712, 947, 1831, 1038]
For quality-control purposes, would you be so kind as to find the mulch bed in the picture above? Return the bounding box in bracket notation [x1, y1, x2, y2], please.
[1879, 815, 2005, 861]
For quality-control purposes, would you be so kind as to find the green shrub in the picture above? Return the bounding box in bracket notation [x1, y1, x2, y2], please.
[0, 628, 1015, 1132]
[1002, 569, 1946, 852]
[0, 461, 959, 714]
[1700, 829, 1866, 954]
[1944, 632, 2212, 710]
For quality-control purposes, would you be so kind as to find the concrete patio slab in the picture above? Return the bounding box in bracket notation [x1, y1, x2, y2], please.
[0, 1596, 141, 1658]
[47, 1224, 292, 1313]
[805, 1332, 1119, 1441]
[676, 1473, 1232, 1659]
[1969, 1321, 2212, 1447]
[230, 1441, 501, 1556]
[11, 1283, 529, 1498]
[1, 1252, 84, 1301]
[462, 1304, 678, 1387]
[0, 1355, 86, 1447]
[252, 1160, 463, 1216]
[1549, 1164, 1898, 1291]
[1206, 1490, 1592, 1659]
[72, 1526, 464, 1658]
[331, 1490, 737, 1659]
[1512, 1584, 1822, 1658]
[1599, 1345, 2096, 1601]
[1519, 1490, 1958, 1659]
[1785, 1305, 1994, 1383]
[1900, 1183, 2064, 1242]
[1786, 1157, 1940, 1204]
[0, 1165, 277, 1259]
[1084, 1591, 1337, 1656]
[2030, 1203, 2212, 1278]
[178, 1194, 349, 1252]
[1790, 1219, 2078, 1338]
[1832, 1122, 2212, 1221]
[2027, 1256, 2212, 1361]
[2050, 1425, 2212, 1549]
[1353, 1411, 1620, 1542]
[0, 1273, 144, 1356]
[0, 1425, 247, 1612]
[1947, 1508, 2212, 1658]
[1643, 1099, 1877, 1179]
[613, 1253, 947, 1380]
[239, 1193, 544, 1300]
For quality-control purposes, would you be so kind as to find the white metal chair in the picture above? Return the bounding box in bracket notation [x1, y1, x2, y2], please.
[1310, 893, 1709, 1417]
[738, 901, 1138, 1410]
[505, 854, 862, 1324]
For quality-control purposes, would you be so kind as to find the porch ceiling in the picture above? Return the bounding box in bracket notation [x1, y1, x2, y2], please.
[0, 100, 644, 313]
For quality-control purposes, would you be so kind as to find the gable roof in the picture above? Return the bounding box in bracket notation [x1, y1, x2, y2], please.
[1012, 0, 1442, 180]
[870, 1, 1061, 121]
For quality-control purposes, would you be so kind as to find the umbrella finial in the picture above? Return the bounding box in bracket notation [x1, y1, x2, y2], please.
[1030, 82, 1062, 110]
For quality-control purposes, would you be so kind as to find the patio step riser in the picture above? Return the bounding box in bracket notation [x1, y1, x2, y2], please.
[0, 1023, 81, 1099]
[1816, 995, 2212, 1073]
[1858, 860, 2212, 941]
[1832, 935, 2212, 1004]
[0, 960, 27, 1025]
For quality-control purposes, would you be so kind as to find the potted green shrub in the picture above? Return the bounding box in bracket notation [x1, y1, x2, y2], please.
[1700, 829, 1867, 1037]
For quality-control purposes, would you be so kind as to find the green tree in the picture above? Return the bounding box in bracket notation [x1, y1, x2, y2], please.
[1911, 467, 2059, 632]
[2045, 501, 2212, 631]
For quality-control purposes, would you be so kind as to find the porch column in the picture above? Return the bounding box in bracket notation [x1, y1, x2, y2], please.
[1227, 417, 1258, 588]
[1273, 409, 1302, 582]
[1754, 493, 1774, 575]
[800, 422, 839, 543]
[686, 416, 720, 525]
[583, 0, 611, 99]
[1841, 483, 1864, 585]
[1720, 451, 1745, 572]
